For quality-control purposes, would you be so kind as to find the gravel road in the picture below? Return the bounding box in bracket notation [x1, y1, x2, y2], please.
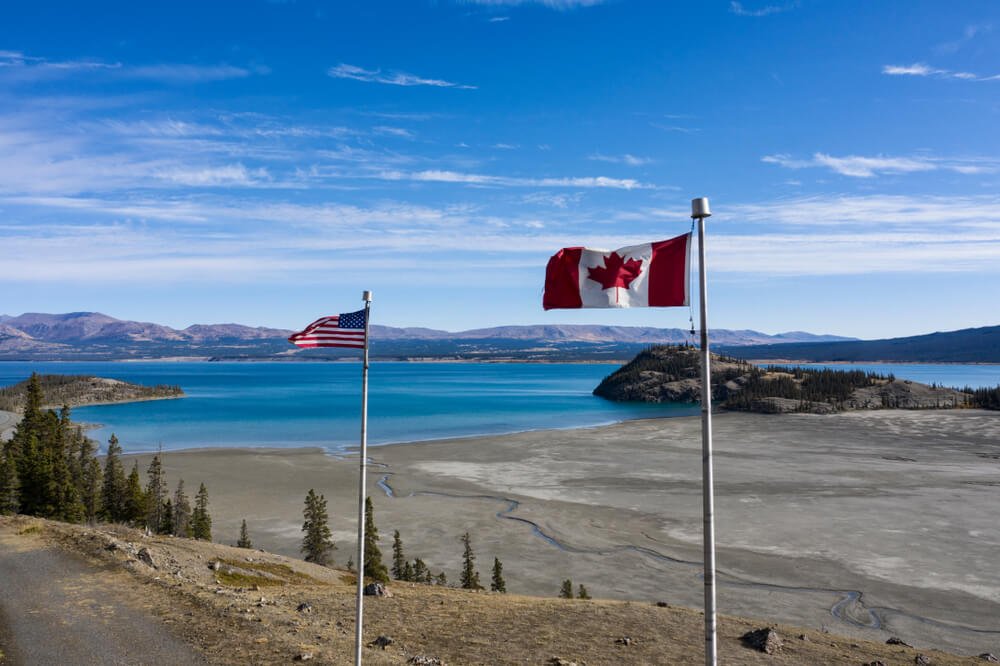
[0, 526, 205, 665]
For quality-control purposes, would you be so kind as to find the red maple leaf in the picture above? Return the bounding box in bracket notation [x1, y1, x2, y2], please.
[587, 251, 644, 290]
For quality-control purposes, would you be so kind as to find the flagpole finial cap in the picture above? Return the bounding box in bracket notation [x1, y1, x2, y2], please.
[691, 197, 712, 219]
[363, 290, 373, 302]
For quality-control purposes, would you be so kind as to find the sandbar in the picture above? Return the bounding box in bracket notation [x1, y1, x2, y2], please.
[124, 409, 1000, 656]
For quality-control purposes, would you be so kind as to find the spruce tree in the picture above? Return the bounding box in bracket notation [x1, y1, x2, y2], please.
[237, 519, 252, 548]
[577, 584, 591, 600]
[101, 435, 126, 522]
[172, 479, 192, 537]
[0, 449, 19, 515]
[459, 532, 482, 590]
[490, 557, 506, 593]
[559, 579, 574, 599]
[191, 482, 212, 540]
[391, 530, 406, 580]
[435, 571, 447, 586]
[301, 489, 335, 565]
[363, 496, 389, 584]
[413, 558, 430, 584]
[81, 456, 101, 523]
[144, 453, 167, 532]
[402, 561, 414, 582]
[160, 498, 174, 535]
[124, 462, 145, 525]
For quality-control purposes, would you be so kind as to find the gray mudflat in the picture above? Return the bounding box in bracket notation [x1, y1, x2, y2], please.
[0, 529, 204, 665]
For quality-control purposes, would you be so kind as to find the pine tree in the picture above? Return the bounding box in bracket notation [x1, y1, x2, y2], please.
[363, 496, 389, 584]
[191, 482, 212, 540]
[434, 571, 447, 586]
[160, 498, 174, 535]
[391, 530, 406, 580]
[124, 462, 145, 525]
[301, 488, 335, 565]
[413, 558, 430, 584]
[101, 435, 126, 522]
[577, 584, 591, 600]
[81, 456, 101, 523]
[402, 561, 413, 582]
[172, 479, 192, 537]
[490, 557, 506, 593]
[237, 519, 252, 548]
[144, 453, 167, 532]
[0, 449, 19, 515]
[459, 532, 482, 590]
[559, 579, 574, 599]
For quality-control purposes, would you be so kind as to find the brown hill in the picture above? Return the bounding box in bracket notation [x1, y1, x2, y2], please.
[1, 515, 984, 665]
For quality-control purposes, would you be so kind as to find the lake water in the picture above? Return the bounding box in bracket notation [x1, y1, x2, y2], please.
[0, 361, 995, 454]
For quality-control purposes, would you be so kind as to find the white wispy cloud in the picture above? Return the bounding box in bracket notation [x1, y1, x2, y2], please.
[762, 152, 997, 178]
[936, 24, 992, 54]
[156, 164, 271, 187]
[588, 153, 653, 166]
[729, 1, 796, 17]
[328, 63, 476, 89]
[882, 62, 998, 81]
[375, 169, 650, 189]
[0, 50, 260, 83]
[373, 126, 416, 139]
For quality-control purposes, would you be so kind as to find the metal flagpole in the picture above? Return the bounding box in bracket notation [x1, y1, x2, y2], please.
[691, 197, 717, 666]
[354, 290, 373, 666]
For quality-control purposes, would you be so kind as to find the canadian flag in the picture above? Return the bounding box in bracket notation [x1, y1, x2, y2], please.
[543, 232, 691, 309]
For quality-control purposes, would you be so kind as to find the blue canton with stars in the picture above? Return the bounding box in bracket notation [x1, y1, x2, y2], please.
[338, 309, 367, 329]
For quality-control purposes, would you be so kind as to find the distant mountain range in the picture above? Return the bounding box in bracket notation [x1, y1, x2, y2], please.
[721, 325, 1000, 364]
[0, 312, 854, 362]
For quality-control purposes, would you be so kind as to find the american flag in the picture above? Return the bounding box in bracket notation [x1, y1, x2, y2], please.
[288, 309, 367, 349]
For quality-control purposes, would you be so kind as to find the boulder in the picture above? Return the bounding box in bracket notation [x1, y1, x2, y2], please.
[914, 655, 932, 665]
[137, 547, 157, 568]
[887, 637, 913, 647]
[408, 657, 443, 665]
[364, 582, 391, 597]
[740, 627, 782, 654]
[979, 655, 999, 663]
[369, 635, 393, 649]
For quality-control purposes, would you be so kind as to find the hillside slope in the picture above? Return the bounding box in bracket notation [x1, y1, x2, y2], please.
[0, 516, 983, 665]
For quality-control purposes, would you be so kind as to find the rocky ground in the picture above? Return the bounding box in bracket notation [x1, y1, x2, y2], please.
[0, 515, 994, 665]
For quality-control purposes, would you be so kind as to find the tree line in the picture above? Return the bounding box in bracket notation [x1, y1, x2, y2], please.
[0, 373, 213, 540]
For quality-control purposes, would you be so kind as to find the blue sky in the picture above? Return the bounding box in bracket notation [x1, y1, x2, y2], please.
[1, 0, 998, 338]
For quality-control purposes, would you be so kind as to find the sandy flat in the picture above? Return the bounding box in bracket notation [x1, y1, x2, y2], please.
[124, 409, 1000, 656]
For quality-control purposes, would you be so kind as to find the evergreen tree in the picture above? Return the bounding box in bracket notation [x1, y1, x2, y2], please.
[559, 579, 574, 599]
[402, 561, 414, 582]
[191, 482, 212, 541]
[413, 558, 430, 584]
[391, 530, 406, 580]
[363, 496, 389, 583]
[101, 435, 126, 522]
[172, 479, 192, 537]
[160, 498, 174, 535]
[577, 584, 591, 600]
[123, 462, 145, 525]
[0, 449, 19, 515]
[435, 571, 447, 586]
[490, 557, 506, 593]
[459, 532, 482, 590]
[82, 456, 102, 523]
[144, 453, 167, 532]
[237, 519, 252, 548]
[300, 488, 335, 565]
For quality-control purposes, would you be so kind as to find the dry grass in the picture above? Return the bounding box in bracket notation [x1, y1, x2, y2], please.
[2, 516, 988, 665]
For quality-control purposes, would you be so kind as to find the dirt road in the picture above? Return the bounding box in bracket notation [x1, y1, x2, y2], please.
[0, 525, 204, 665]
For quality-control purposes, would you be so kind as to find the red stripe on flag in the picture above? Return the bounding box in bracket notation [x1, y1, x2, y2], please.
[648, 234, 690, 307]
[543, 247, 583, 310]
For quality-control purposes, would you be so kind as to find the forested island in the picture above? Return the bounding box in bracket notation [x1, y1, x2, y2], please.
[0, 374, 183, 412]
[594, 345, 1000, 413]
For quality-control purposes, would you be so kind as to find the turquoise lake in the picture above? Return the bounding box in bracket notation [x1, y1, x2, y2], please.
[0, 361, 996, 454]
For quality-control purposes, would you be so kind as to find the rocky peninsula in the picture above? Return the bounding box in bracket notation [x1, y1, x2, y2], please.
[593, 345, 977, 414]
[0, 374, 183, 413]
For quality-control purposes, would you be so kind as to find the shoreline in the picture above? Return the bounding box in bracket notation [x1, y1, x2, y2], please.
[122, 409, 1000, 656]
[3, 357, 999, 366]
